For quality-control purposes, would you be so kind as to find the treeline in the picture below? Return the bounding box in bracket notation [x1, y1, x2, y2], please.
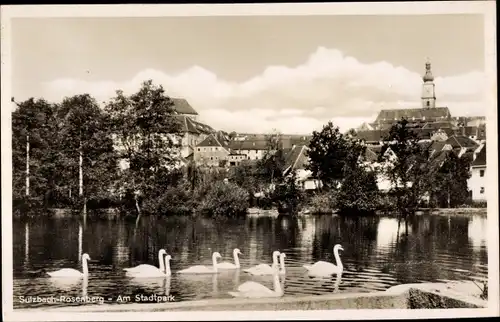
[301, 119, 474, 216]
[12, 81, 247, 219]
[12, 79, 475, 219]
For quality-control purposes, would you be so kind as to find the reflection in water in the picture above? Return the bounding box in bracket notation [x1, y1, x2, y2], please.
[78, 224, 83, 262]
[129, 276, 171, 296]
[13, 213, 488, 308]
[468, 216, 487, 248]
[82, 276, 88, 298]
[24, 222, 29, 267]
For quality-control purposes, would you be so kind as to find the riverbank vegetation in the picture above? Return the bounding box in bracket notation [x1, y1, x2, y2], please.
[12, 80, 481, 220]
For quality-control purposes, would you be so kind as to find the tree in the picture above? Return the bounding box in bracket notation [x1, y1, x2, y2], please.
[433, 151, 471, 207]
[105, 80, 183, 224]
[380, 118, 431, 217]
[11, 98, 56, 205]
[336, 164, 379, 214]
[307, 121, 364, 190]
[271, 170, 304, 214]
[257, 130, 286, 186]
[58, 94, 118, 218]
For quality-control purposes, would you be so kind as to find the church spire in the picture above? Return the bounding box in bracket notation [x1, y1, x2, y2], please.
[421, 58, 436, 109]
[423, 58, 434, 82]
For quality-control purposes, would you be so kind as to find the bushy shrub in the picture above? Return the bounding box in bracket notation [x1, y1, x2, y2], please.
[336, 167, 379, 214]
[271, 172, 304, 214]
[469, 200, 487, 208]
[196, 181, 249, 218]
[151, 183, 194, 216]
[307, 192, 335, 214]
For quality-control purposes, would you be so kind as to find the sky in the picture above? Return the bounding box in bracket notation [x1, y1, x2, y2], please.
[11, 14, 486, 134]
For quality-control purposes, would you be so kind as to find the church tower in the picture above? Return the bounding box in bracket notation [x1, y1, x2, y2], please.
[421, 60, 436, 109]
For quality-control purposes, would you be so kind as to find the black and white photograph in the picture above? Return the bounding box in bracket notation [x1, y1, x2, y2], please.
[1, 2, 498, 321]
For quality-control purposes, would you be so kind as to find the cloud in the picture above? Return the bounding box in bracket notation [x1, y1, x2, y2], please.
[41, 47, 486, 134]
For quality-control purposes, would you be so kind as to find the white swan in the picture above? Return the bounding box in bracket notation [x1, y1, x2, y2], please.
[178, 252, 222, 274]
[278, 252, 286, 275]
[123, 249, 167, 274]
[303, 244, 344, 277]
[127, 254, 172, 278]
[228, 272, 283, 298]
[243, 251, 280, 276]
[217, 248, 242, 269]
[47, 253, 90, 278]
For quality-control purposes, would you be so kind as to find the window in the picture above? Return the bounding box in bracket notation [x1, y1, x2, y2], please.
[480, 170, 485, 177]
[426, 101, 430, 107]
[210, 157, 213, 160]
[480, 187, 485, 194]
[197, 148, 200, 151]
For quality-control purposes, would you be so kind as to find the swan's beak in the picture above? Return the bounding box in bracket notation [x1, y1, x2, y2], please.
[339, 247, 344, 251]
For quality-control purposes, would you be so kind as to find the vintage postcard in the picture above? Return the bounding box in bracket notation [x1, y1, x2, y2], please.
[1, 2, 498, 321]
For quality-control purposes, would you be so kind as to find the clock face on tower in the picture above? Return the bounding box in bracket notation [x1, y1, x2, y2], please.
[422, 84, 435, 98]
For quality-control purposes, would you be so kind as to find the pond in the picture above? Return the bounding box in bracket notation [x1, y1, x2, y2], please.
[12, 212, 488, 309]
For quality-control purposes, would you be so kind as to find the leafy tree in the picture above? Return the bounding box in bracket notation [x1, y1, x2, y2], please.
[58, 94, 118, 215]
[433, 151, 471, 207]
[11, 98, 56, 205]
[380, 118, 431, 217]
[105, 80, 183, 223]
[271, 170, 304, 214]
[257, 131, 286, 185]
[306, 122, 354, 189]
[336, 164, 379, 214]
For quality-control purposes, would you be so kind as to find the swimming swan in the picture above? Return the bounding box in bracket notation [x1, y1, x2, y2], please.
[228, 273, 283, 298]
[127, 254, 172, 278]
[217, 248, 242, 269]
[47, 253, 90, 278]
[243, 251, 280, 276]
[303, 244, 344, 277]
[178, 252, 222, 274]
[124, 249, 167, 277]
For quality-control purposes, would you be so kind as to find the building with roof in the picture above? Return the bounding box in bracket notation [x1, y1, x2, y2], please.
[228, 139, 269, 160]
[175, 115, 215, 158]
[444, 135, 479, 158]
[468, 144, 487, 201]
[355, 60, 483, 145]
[171, 98, 199, 120]
[193, 131, 231, 167]
[281, 145, 322, 190]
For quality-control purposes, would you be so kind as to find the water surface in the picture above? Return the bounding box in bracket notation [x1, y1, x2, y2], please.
[13, 213, 488, 309]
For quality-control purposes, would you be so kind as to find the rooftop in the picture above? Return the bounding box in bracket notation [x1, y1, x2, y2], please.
[374, 107, 451, 123]
[171, 98, 198, 115]
[445, 135, 479, 149]
[471, 145, 486, 167]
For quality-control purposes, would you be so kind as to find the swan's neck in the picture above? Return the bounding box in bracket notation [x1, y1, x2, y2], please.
[212, 255, 219, 272]
[334, 249, 343, 271]
[82, 258, 89, 277]
[272, 253, 279, 266]
[165, 259, 171, 276]
[158, 252, 165, 273]
[233, 252, 240, 268]
[279, 257, 286, 273]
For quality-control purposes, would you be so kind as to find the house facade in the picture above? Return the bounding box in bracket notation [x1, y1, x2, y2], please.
[468, 145, 487, 201]
[194, 131, 231, 167]
[175, 115, 214, 158]
[228, 139, 269, 160]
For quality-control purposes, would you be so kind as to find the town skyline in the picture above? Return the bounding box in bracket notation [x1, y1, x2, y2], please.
[11, 14, 486, 135]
